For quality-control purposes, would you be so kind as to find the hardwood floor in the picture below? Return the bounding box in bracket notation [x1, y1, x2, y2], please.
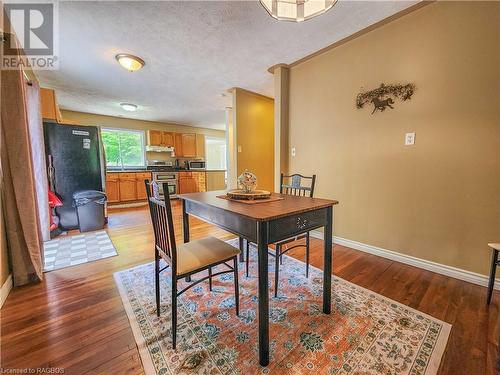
[1, 202, 498, 374]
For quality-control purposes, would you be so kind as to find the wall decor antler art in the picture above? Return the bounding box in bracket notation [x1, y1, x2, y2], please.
[356, 83, 416, 114]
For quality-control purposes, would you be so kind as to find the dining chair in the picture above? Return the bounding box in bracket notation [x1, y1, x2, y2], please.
[245, 173, 316, 297]
[145, 180, 240, 349]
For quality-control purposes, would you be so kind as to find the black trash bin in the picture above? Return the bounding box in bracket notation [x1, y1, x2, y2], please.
[72, 190, 107, 232]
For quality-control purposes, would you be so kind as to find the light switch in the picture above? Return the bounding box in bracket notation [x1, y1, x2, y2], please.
[237, 145, 242, 153]
[405, 132, 416, 145]
[291, 147, 296, 157]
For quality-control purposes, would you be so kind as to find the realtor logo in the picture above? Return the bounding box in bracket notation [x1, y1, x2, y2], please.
[2, 2, 59, 70]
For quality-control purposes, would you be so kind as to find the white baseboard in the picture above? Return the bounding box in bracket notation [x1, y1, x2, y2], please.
[310, 231, 500, 291]
[0, 274, 13, 309]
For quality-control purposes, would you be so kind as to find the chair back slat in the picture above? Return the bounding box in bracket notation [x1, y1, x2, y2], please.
[145, 180, 177, 268]
[280, 173, 316, 198]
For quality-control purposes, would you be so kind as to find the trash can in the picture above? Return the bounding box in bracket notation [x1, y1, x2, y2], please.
[72, 190, 107, 232]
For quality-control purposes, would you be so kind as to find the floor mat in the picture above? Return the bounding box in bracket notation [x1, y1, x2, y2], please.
[43, 230, 118, 271]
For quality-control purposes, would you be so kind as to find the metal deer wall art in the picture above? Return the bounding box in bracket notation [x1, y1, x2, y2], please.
[356, 83, 416, 114]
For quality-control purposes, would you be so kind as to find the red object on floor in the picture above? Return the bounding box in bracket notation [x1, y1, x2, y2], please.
[48, 190, 63, 231]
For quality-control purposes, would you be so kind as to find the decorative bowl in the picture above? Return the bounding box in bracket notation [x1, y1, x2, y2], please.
[237, 170, 257, 193]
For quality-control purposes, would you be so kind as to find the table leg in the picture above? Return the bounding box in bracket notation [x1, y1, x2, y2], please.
[257, 221, 269, 366]
[239, 237, 245, 263]
[182, 200, 191, 282]
[323, 206, 333, 314]
[487, 249, 498, 305]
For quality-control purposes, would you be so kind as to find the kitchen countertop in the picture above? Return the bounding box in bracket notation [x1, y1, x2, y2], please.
[107, 170, 150, 173]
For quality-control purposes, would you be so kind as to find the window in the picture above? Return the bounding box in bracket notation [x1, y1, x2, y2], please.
[205, 137, 227, 170]
[101, 128, 145, 169]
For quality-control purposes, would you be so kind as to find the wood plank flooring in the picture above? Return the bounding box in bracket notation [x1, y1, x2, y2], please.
[1, 202, 498, 374]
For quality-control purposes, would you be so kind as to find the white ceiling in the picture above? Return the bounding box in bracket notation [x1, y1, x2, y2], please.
[36, 1, 418, 130]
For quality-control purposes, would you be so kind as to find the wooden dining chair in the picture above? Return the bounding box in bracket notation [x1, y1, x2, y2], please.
[145, 180, 240, 349]
[245, 173, 316, 297]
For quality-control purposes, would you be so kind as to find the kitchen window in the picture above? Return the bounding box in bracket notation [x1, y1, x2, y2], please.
[205, 136, 227, 170]
[101, 128, 146, 169]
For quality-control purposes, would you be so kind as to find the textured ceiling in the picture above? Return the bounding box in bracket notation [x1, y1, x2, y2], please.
[36, 1, 418, 130]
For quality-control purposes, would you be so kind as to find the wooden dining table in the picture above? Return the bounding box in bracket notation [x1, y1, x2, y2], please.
[177, 190, 339, 366]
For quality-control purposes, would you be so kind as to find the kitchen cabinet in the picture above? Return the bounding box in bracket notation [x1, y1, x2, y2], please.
[179, 175, 197, 194]
[162, 132, 175, 147]
[147, 130, 163, 146]
[118, 173, 137, 202]
[196, 134, 205, 159]
[105, 174, 120, 203]
[135, 172, 152, 200]
[106, 172, 152, 203]
[174, 133, 183, 157]
[147, 130, 175, 147]
[40, 88, 79, 125]
[181, 134, 197, 157]
[206, 171, 226, 191]
[178, 171, 206, 193]
[194, 171, 206, 192]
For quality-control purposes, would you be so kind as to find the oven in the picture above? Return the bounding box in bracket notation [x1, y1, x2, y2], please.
[152, 172, 178, 199]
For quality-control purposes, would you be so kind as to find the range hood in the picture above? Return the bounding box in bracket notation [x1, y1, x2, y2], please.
[145, 145, 175, 153]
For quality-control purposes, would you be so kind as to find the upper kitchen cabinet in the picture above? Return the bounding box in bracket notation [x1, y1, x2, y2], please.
[181, 133, 197, 157]
[174, 133, 183, 157]
[147, 130, 162, 146]
[147, 130, 175, 147]
[40, 88, 78, 124]
[162, 132, 175, 147]
[196, 134, 205, 159]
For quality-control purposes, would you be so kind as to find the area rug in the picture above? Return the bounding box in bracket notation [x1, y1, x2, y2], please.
[114, 239, 451, 374]
[44, 230, 118, 271]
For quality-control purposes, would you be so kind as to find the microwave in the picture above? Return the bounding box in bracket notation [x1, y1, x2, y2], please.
[188, 160, 206, 170]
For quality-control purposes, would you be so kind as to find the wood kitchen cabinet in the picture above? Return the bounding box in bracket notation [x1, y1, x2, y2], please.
[147, 130, 175, 147]
[178, 171, 206, 193]
[106, 172, 152, 203]
[105, 174, 120, 203]
[181, 134, 197, 157]
[162, 132, 175, 147]
[40, 88, 78, 125]
[147, 130, 163, 146]
[174, 133, 183, 157]
[135, 172, 151, 200]
[118, 173, 137, 201]
[196, 134, 205, 159]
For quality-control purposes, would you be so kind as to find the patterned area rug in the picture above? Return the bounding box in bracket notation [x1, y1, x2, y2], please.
[44, 230, 118, 271]
[114, 239, 450, 374]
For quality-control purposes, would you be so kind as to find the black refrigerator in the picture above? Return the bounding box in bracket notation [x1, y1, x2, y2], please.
[44, 121, 105, 230]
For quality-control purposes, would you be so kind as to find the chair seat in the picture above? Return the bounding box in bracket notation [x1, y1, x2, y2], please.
[177, 237, 240, 276]
[488, 243, 500, 251]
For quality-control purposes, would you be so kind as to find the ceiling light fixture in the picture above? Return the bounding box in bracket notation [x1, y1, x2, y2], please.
[120, 103, 138, 112]
[115, 53, 145, 72]
[260, 0, 337, 22]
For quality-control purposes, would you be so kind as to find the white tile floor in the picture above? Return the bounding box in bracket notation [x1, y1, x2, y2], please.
[43, 230, 118, 271]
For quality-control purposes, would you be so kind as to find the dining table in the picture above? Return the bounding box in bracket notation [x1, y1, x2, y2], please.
[177, 190, 339, 366]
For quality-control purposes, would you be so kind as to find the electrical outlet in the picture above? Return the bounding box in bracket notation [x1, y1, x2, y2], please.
[405, 132, 416, 145]
[291, 147, 296, 157]
[237, 145, 242, 153]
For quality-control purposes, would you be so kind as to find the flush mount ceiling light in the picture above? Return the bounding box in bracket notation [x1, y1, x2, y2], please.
[260, 0, 337, 22]
[115, 53, 145, 72]
[120, 103, 138, 112]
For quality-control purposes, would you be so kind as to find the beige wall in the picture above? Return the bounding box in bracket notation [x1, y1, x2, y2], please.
[234, 89, 275, 192]
[61, 110, 226, 161]
[288, 2, 500, 275]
